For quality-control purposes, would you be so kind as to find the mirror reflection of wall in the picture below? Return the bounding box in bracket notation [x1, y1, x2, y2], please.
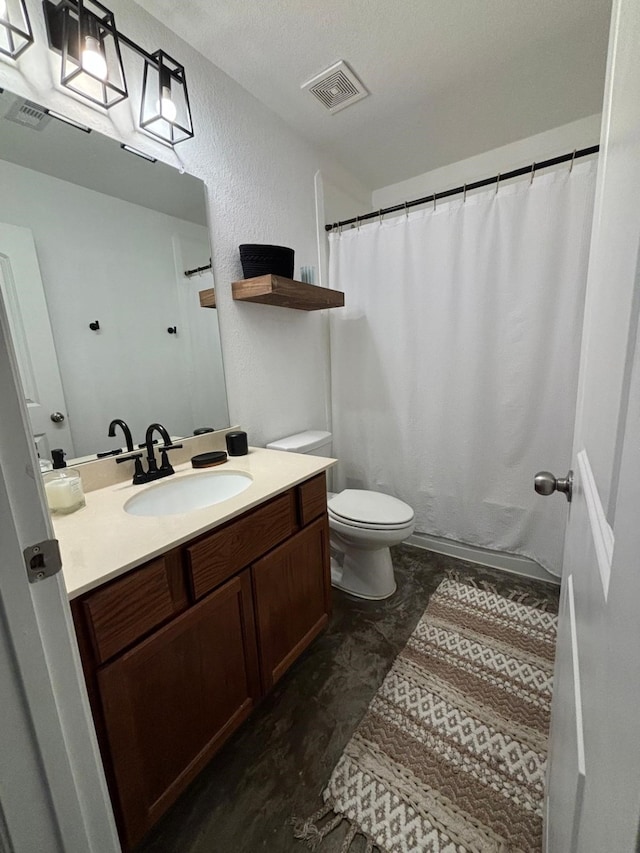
[0, 89, 229, 461]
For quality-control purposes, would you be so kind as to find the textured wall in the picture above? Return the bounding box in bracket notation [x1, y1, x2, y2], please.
[0, 0, 370, 447]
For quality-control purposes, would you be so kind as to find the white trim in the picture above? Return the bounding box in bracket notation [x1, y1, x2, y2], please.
[406, 532, 560, 584]
[577, 449, 613, 599]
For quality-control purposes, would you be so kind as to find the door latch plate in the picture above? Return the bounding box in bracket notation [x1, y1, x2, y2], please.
[24, 539, 62, 583]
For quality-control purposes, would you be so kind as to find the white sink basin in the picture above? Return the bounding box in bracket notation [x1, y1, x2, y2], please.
[124, 471, 253, 517]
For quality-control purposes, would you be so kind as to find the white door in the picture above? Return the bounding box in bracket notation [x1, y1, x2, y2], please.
[0, 223, 75, 460]
[545, 0, 640, 849]
[0, 264, 119, 850]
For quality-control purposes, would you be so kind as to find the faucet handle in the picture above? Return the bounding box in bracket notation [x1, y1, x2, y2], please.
[163, 443, 183, 451]
[116, 452, 146, 485]
[116, 452, 143, 463]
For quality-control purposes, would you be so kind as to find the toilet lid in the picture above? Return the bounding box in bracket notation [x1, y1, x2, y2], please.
[328, 490, 414, 527]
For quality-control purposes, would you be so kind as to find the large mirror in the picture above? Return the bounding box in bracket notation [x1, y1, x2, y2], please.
[0, 88, 229, 463]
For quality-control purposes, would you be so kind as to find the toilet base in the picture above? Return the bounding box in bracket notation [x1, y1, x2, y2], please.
[330, 547, 397, 600]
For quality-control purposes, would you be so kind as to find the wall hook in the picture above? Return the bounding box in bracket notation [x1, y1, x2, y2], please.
[167, 326, 177, 335]
[89, 320, 100, 331]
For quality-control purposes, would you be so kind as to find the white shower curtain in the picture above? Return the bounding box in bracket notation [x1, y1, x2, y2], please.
[329, 162, 596, 575]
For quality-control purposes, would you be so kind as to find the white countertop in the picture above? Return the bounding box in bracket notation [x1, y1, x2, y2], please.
[55, 447, 335, 599]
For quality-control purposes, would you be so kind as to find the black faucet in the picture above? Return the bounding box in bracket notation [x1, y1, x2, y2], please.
[116, 422, 183, 485]
[108, 418, 134, 452]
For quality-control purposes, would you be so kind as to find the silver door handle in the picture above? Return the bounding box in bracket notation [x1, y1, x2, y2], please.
[534, 470, 573, 502]
[50, 412, 65, 423]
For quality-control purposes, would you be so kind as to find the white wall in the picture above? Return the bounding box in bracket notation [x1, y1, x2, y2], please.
[0, 0, 371, 449]
[372, 115, 602, 210]
[0, 159, 227, 457]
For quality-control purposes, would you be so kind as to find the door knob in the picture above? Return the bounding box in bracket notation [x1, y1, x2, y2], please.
[534, 470, 573, 502]
[50, 412, 65, 423]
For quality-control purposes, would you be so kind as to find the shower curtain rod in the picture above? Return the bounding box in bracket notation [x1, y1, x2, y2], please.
[325, 144, 599, 232]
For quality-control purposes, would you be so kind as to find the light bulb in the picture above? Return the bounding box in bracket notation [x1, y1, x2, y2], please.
[82, 35, 107, 81]
[156, 85, 177, 123]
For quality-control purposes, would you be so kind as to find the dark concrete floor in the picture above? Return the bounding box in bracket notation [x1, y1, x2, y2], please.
[136, 545, 558, 853]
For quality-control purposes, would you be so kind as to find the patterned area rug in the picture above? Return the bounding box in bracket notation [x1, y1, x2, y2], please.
[293, 574, 558, 853]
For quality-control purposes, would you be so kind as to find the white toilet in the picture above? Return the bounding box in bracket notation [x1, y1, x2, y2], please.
[266, 431, 415, 600]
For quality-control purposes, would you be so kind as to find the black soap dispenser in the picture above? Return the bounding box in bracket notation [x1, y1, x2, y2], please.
[51, 448, 67, 469]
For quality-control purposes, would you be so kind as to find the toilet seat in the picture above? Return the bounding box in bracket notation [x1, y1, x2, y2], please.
[328, 489, 414, 530]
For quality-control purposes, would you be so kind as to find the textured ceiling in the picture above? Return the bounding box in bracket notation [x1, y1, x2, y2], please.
[134, 0, 612, 190]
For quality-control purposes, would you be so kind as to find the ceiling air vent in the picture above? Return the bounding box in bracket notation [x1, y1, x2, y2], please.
[302, 60, 368, 114]
[3, 98, 51, 131]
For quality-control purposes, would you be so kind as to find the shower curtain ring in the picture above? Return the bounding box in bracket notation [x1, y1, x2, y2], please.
[530, 162, 536, 185]
[463, 184, 467, 203]
[569, 149, 577, 173]
[379, 209, 384, 225]
[404, 201, 409, 219]
[356, 215, 360, 230]
[495, 173, 500, 195]
[433, 193, 437, 212]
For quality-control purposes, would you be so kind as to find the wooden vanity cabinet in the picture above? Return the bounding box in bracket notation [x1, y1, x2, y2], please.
[98, 570, 260, 847]
[71, 472, 330, 850]
[253, 516, 330, 690]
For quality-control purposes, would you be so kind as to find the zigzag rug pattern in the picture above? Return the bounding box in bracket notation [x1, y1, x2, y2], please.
[293, 575, 558, 852]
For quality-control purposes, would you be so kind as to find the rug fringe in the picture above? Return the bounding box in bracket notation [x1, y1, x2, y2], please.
[291, 801, 379, 852]
[444, 568, 558, 613]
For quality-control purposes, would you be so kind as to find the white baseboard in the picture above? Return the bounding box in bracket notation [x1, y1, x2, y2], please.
[406, 532, 560, 585]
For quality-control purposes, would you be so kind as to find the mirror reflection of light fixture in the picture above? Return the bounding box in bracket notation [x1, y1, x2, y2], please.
[44, 0, 127, 109]
[0, 0, 33, 59]
[43, 0, 194, 145]
[140, 51, 193, 146]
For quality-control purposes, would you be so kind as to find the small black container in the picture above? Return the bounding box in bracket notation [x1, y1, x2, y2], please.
[226, 431, 248, 456]
[239, 244, 294, 280]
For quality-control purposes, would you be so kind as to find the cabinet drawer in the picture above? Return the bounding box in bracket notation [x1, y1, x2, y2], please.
[83, 554, 185, 664]
[297, 473, 327, 526]
[187, 490, 297, 600]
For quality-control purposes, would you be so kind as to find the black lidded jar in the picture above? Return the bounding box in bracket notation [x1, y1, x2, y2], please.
[226, 431, 248, 456]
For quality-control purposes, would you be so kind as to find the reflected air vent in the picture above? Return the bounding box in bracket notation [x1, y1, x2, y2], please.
[4, 98, 51, 130]
[301, 60, 368, 114]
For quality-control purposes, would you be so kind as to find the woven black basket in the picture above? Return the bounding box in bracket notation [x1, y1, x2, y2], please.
[239, 244, 294, 279]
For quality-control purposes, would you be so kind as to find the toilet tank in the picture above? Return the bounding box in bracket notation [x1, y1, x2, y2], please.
[266, 430, 332, 456]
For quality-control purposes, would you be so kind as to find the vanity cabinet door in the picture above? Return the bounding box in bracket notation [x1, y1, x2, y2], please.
[97, 569, 260, 849]
[252, 516, 331, 691]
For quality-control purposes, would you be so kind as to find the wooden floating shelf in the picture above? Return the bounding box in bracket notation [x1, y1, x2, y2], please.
[231, 275, 344, 311]
[199, 288, 217, 309]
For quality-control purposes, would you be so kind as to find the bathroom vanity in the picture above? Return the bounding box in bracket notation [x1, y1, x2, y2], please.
[56, 448, 333, 849]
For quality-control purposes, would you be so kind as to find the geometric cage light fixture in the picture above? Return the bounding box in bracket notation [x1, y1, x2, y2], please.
[42, 0, 194, 145]
[0, 0, 34, 59]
